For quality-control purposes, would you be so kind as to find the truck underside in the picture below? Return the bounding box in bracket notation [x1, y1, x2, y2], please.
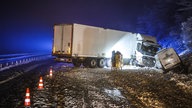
[55, 56, 137, 68]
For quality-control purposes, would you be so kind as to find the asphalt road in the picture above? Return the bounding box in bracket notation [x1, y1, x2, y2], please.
[0, 58, 56, 108]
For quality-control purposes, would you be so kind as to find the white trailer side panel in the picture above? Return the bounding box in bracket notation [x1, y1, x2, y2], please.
[72, 24, 137, 58]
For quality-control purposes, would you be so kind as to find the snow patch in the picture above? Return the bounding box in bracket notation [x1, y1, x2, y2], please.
[104, 88, 125, 100]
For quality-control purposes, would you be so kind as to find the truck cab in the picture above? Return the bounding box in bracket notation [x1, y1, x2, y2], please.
[132, 34, 160, 67]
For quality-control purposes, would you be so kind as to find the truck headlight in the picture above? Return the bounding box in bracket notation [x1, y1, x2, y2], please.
[164, 57, 177, 67]
[166, 58, 173, 63]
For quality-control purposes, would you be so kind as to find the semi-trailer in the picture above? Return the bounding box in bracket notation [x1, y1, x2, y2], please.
[52, 23, 160, 68]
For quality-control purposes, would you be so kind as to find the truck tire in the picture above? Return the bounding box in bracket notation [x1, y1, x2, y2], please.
[83, 59, 89, 68]
[106, 59, 112, 67]
[89, 59, 97, 68]
[130, 59, 137, 66]
[72, 58, 81, 67]
[73, 62, 81, 67]
[98, 58, 105, 68]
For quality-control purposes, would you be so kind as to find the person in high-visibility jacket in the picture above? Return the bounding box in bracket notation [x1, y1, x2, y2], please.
[112, 51, 123, 69]
[115, 51, 123, 69]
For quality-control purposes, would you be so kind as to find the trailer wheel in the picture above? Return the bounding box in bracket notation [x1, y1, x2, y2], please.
[89, 59, 97, 68]
[98, 58, 105, 68]
[72, 59, 81, 67]
[73, 62, 81, 67]
[83, 61, 89, 68]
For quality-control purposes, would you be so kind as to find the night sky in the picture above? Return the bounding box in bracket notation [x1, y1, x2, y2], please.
[0, 0, 156, 54]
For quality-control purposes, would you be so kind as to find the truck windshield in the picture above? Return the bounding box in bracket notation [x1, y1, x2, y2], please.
[141, 42, 159, 56]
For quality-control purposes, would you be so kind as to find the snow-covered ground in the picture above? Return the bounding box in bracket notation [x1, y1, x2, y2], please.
[31, 63, 192, 108]
[1, 52, 192, 107]
[32, 66, 130, 108]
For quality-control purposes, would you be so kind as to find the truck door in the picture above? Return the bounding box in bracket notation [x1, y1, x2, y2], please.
[53, 25, 62, 54]
[62, 25, 72, 55]
[53, 25, 72, 55]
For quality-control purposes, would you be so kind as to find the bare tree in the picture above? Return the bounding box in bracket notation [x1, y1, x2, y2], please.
[177, 0, 192, 11]
[181, 17, 192, 49]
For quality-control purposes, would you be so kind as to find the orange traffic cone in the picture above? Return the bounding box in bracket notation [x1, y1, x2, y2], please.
[24, 88, 31, 107]
[38, 77, 44, 90]
[49, 68, 53, 77]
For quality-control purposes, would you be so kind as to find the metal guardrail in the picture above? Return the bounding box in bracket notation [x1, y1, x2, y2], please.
[0, 54, 52, 71]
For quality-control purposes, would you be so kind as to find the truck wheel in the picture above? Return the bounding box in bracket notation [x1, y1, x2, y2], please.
[72, 58, 81, 67]
[133, 60, 138, 66]
[106, 59, 111, 67]
[89, 59, 97, 68]
[98, 58, 105, 68]
[83, 60, 89, 68]
[73, 62, 81, 67]
[130, 59, 137, 66]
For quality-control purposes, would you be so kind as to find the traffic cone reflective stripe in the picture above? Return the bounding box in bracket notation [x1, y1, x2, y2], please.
[40, 79, 43, 82]
[25, 98, 30, 105]
[38, 77, 44, 89]
[24, 88, 30, 106]
[26, 92, 30, 97]
[39, 83, 43, 87]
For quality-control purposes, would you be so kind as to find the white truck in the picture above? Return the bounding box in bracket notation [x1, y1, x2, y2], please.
[52, 23, 160, 68]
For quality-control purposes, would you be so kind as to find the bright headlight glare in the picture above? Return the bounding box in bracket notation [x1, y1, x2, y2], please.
[136, 52, 142, 58]
[136, 51, 143, 62]
[166, 58, 172, 62]
[165, 58, 175, 65]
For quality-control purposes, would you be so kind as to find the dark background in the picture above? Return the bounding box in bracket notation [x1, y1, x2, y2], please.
[0, 0, 191, 54]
